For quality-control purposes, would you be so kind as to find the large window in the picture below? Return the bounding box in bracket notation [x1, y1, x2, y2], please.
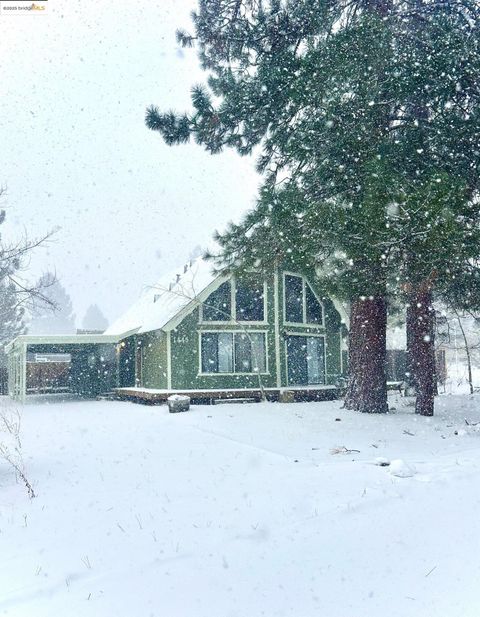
[305, 284, 323, 324]
[202, 281, 231, 321]
[235, 280, 265, 321]
[285, 274, 303, 323]
[284, 274, 324, 325]
[286, 335, 326, 385]
[201, 278, 265, 322]
[201, 332, 266, 374]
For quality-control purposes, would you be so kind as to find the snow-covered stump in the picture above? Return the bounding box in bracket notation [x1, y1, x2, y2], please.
[279, 390, 295, 404]
[167, 394, 190, 413]
[389, 459, 416, 478]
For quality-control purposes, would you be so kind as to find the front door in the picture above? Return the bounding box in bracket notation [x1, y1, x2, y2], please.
[286, 335, 325, 386]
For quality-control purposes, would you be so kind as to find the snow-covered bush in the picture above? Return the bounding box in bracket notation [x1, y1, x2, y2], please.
[0, 404, 35, 498]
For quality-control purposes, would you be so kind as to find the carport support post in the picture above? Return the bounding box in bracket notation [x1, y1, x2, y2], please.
[14, 350, 20, 400]
[7, 352, 12, 397]
[12, 352, 17, 399]
[20, 343, 27, 403]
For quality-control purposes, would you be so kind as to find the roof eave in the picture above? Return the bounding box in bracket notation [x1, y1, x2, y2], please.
[4, 331, 136, 354]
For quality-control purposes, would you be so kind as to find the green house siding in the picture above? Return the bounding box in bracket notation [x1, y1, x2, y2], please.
[133, 266, 345, 391]
[136, 331, 168, 389]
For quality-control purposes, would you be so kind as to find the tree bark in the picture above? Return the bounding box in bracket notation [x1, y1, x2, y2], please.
[344, 296, 388, 413]
[408, 288, 436, 416]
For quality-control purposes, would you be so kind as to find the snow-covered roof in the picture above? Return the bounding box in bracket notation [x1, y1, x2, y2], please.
[105, 257, 221, 337]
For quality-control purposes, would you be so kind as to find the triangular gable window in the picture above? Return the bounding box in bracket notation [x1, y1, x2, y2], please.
[202, 281, 232, 321]
[284, 274, 324, 325]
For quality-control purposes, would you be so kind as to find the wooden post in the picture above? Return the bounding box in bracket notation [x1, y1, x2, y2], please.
[21, 343, 27, 404]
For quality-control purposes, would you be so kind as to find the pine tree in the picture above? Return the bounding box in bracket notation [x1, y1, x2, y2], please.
[397, 176, 480, 414]
[147, 0, 398, 413]
[28, 274, 76, 335]
[82, 304, 109, 332]
[389, 0, 480, 414]
[0, 280, 26, 367]
[146, 0, 480, 414]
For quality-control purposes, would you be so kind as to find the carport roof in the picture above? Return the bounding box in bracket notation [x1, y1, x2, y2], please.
[5, 332, 132, 354]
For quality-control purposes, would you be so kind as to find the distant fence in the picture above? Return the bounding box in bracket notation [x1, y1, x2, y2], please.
[26, 362, 71, 394]
[341, 349, 447, 385]
[386, 349, 447, 384]
[386, 350, 407, 383]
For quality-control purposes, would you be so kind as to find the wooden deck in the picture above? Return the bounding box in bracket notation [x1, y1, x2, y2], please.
[113, 385, 340, 405]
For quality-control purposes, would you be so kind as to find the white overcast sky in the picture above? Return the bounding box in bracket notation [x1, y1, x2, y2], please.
[0, 0, 259, 326]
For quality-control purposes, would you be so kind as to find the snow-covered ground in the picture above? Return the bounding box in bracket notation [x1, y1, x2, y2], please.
[1, 393, 479, 617]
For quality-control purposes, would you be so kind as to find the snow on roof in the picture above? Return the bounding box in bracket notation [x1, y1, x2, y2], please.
[105, 257, 219, 337]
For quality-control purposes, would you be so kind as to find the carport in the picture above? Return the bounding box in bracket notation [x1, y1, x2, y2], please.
[5, 334, 124, 402]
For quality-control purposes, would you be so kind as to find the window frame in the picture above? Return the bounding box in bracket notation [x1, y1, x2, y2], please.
[198, 329, 269, 376]
[283, 272, 325, 327]
[199, 277, 268, 325]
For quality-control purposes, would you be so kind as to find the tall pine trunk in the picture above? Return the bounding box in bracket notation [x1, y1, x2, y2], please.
[342, 0, 392, 416]
[344, 296, 388, 413]
[407, 288, 436, 416]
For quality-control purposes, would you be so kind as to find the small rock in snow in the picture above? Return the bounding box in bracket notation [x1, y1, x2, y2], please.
[374, 457, 390, 467]
[389, 459, 416, 478]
